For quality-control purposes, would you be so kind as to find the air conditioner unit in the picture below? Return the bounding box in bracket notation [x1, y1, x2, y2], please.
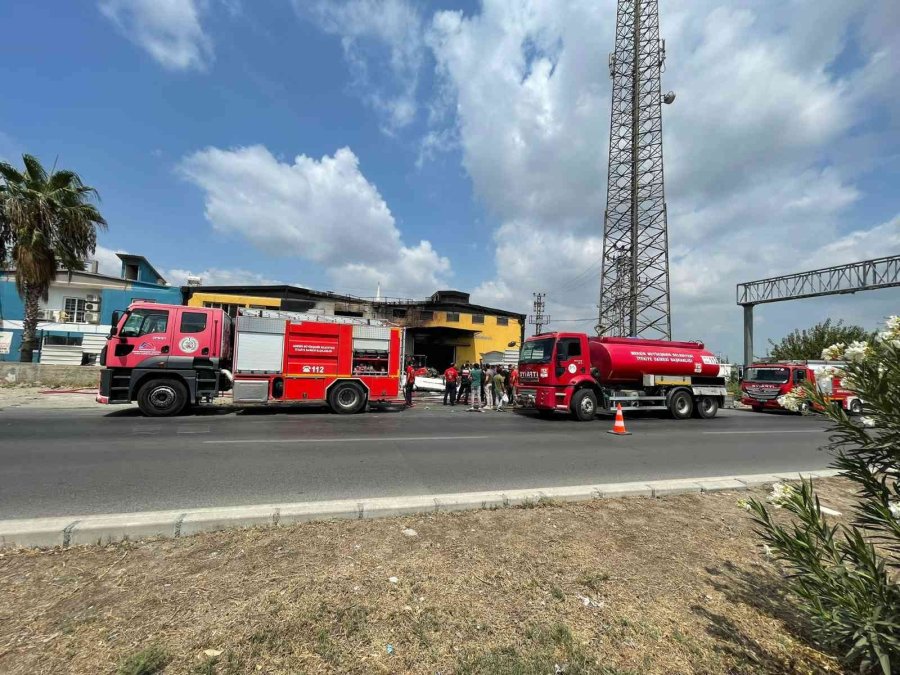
[36, 309, 52, 321]
[84, 312, 100, 324]
[85, 302, 100, 312]
[86, 294, 100, 302]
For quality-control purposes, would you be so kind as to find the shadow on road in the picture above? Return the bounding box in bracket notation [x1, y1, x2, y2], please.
[103, 400, 409, 418]
[512, 409, 686, 424]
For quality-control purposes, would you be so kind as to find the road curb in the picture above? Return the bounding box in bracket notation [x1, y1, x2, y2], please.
[0, 469, 842, 549]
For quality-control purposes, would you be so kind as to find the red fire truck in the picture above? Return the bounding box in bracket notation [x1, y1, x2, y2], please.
[740, 360, 862, 414]
[517, 333, 727, 421]
[97, 303, 404, 417]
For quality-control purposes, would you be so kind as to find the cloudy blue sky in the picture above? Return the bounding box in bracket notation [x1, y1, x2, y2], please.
[1, 0, 898, 360]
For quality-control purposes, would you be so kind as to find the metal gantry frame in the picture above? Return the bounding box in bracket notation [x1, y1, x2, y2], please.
[598, 0, 672, 340]
[737, 254, 900, 365]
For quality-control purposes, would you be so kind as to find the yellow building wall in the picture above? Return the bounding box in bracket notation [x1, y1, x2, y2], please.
[186, 293, 282, 309]
[422, 311, 522, 364]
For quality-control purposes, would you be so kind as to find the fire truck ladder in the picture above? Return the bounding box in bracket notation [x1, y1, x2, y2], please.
[238, 308, 396, 327]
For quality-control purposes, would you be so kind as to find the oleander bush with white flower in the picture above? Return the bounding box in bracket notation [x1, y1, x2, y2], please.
[746, 316, 900, 674]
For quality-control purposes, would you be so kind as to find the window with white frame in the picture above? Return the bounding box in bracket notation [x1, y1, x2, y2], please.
[63, 297, 86, 323]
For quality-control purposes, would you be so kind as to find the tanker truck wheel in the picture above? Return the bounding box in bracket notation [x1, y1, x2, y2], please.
[695, 395, 718, 419]
[669, 389, 693, 420]
[329, 382, 366, 414]
[571, 389, 597, 421]
[137, 378, 188, 417]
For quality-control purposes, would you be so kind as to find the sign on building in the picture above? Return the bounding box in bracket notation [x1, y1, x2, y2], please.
[0, 331, 13, 355]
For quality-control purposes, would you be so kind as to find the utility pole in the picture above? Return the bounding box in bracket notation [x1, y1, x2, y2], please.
[528, 292, 550, 336]
[598, 0, 674, 339]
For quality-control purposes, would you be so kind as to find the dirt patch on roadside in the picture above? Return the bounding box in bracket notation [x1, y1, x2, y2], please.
[0, 386, 101, 410]
[0, 480, 856, 674]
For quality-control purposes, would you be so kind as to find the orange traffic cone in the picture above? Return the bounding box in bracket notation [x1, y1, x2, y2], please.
[607, 403, 631, 435]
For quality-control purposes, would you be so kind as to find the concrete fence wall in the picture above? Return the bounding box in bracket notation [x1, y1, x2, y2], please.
[0, 363, 100, 389]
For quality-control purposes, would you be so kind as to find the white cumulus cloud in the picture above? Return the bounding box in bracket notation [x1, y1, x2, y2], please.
[296, 0, 426, 133]
[164, 267, 283, 287]
[91, 245, 127, 278]
[99, 0, 214, 71]
[178, 144, 451, 297]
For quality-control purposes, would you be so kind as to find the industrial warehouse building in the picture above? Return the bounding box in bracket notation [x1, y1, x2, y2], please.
[183, 286, 525, 372]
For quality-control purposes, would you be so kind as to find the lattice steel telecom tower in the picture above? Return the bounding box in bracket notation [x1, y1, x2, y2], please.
[597, 0, 673, 339]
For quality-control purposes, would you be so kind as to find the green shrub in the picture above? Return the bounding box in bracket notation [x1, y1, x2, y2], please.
[117, 644, 169, 675]
[746, 316, 900, 674]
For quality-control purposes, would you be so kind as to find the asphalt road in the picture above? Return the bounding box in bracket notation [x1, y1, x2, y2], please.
[0, 404, 832, 519]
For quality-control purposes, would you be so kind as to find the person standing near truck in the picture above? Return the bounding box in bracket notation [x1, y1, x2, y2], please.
[493, 367, 507, 411]
[484, 364, 495, 409]
[479, 361, 488, 403]
[509, 365, 519, 405]
[443, 363, 459, 406]
[469, 363, 483, 411]
[456, 362, 472, 405]
[404, 359, 416, 407]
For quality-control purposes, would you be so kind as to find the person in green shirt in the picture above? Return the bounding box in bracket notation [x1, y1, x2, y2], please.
[469, 363, 483, 411]
[493, 368, 507, 411]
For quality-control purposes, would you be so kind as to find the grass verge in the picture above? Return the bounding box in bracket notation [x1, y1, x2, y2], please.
[0, 479, 858, 674]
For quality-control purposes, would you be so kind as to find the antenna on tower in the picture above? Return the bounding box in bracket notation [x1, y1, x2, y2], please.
[528, 292, 550, 335]
[598, 0, 673, 339]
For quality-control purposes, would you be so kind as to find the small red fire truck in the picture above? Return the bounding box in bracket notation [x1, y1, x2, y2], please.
[517, 333, 727, 421]
[740, 360, 862, 414]
[97, 302, 404, 417]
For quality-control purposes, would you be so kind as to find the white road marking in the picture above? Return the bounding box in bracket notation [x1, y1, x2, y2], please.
[131, 426, 164, 434]
[205, 435, 491, 445]
[177, 427, 211, 434]
[702, 430, 824, 435]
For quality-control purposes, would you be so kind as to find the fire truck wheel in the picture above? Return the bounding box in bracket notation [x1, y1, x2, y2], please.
[695, 396, 718, 419]
[137, 378, 188, 417]
[570, 389, 597, 421]
[329, 382, 366, 414]
[669, 389, 693, 419]
[848, 399, 863, 415]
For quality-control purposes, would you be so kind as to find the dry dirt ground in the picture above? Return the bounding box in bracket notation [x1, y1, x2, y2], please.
[0, 480, 859, 675]
[0, 386, 101, 410]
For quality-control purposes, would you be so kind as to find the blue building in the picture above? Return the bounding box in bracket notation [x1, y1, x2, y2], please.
[0, 253, 181, 363]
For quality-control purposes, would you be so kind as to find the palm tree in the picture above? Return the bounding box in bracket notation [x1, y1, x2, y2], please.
[0, 154, 107, 362]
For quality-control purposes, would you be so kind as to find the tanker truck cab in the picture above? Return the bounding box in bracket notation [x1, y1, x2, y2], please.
[98, 303, 230, 416]
[518, 333, 597, 418]
[517, 333, 727, 421]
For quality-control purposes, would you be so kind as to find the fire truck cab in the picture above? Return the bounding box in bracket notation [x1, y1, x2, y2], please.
[740, 361, 861, 414]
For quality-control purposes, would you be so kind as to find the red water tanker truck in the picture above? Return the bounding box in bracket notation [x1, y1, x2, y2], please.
[516, 333, 726, 421]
